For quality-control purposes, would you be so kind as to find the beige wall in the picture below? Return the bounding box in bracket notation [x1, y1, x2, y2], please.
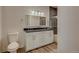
[1, 6, 49, 52]
[0, 7, 2, 52]
[1, 6, 26, 52]
[58, 6, 79, 52]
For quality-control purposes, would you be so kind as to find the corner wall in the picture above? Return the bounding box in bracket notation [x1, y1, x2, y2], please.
[0, 7, 2, 52]
[58, 6, 79, 52]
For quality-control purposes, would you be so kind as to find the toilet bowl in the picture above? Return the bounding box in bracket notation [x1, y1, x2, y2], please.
[7, 32, 19, 53]
[8, 42, 19, 53]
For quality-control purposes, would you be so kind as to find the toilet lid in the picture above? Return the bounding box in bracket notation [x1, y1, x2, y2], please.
[8, 42, 19, 50]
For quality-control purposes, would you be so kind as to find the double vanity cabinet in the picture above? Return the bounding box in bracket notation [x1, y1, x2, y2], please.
[24, 29, 54, 51]
[24, 15, 54, 51]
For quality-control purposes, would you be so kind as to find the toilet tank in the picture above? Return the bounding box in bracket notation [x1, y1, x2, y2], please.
[8, 32, 19, 43]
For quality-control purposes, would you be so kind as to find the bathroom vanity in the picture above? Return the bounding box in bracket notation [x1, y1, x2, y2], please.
[24, 27, 54, 51]
[23, 15, 54, 51]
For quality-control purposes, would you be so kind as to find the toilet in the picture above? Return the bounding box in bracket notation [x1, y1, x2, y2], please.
[7, 32, 19, 53]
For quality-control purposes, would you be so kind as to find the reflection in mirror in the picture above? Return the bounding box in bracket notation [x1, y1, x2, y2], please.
[40, 17, 46, 26]
[25, 15, 46, 27]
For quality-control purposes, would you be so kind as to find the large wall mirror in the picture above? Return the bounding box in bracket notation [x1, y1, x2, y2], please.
[25, 15, 46, 27]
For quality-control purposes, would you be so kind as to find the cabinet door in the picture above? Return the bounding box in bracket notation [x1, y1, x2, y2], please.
[39, 31, 49, 46]
[25, 33, 34, 51]
[42, 31, 51, 45]
[39, 31, 54, 46]
[33, 32, 40, 48]
[38, 32, 44, 46]
[45, 31, 54, 44]
[25, 32, 40, 51]
[49, 31, 54, 43]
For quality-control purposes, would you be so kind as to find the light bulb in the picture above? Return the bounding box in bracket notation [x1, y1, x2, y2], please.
[31, 10, 35, 15]
[38, 12, 41, 16]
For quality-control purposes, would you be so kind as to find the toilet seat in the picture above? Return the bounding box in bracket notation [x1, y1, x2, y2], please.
[8, 42, 19, 51]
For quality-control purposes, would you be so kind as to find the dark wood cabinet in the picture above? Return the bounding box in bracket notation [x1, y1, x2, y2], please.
[49, 7, 57, 34]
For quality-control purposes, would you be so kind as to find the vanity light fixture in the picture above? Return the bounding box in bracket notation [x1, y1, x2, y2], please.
[31, 10, 44, 16]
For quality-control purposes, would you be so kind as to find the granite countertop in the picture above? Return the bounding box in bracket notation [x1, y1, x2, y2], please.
[24, 27, 53, 33]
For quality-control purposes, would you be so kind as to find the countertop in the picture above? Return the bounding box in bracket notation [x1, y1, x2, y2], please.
[24, 27, 53, 33]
